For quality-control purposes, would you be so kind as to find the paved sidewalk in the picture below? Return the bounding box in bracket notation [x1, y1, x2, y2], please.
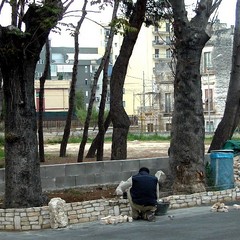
[0, 205, 239, 240]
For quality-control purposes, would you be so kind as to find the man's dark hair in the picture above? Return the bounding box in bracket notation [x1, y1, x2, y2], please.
[139, 167, 150, 174]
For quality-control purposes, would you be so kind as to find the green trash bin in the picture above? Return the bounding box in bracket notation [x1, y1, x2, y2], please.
[210, 150, 234, 190]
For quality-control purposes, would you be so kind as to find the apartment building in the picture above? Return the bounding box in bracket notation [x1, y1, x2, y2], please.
[201, 24, 234, 132]
[35, 20, 233, 133]
[35, 46, 107, 111]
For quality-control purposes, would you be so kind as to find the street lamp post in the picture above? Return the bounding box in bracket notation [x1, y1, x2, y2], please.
[207, 69, 211, 133]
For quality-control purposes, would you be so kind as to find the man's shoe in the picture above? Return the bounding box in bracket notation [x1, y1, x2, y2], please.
[146, 211, 156, 222]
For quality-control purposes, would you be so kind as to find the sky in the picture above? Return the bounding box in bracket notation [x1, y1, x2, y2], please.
[51, 0, 238, 47]
[0, 0, 237, 47]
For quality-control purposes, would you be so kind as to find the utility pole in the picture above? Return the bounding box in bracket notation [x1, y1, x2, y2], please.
[207, 69, 211, 133]
[143, 71, 145, 111]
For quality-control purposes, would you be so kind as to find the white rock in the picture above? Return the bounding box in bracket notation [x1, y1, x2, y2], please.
[48, 198, 68, 229]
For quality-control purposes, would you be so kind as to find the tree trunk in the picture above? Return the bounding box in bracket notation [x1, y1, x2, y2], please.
[110, 0, 147, 160]
[77, 0, 119, 162]
[0, 1, 63, 208]
[0, 70, 4, 122]
[209, 0, 240, 152]
[3, 59, 42, 208]
[60, 0, 88, 158]
[97, 59, 110, 161]
[85, 112, 111, 158]
[169, 0, 222, 194]
[38, 39, 51, 163]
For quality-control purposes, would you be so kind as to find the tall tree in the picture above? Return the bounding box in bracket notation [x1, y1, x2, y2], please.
[110, 0, 148, 160]
[78, 0, 119, 162]
[168, 0, 222, 194]
[0, 0, 64, 208]
[85, 112, 111, 158]
[209, 0, 240, 152]
[96, 58, 110, 161]
[38, 39, 51, 163]
[60, 0, 88, 158]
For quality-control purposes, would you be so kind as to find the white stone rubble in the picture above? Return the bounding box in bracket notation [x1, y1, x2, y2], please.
[48, 197, 68, 229]
[211, 202, 229, 212]
[100, 215, 133, 224]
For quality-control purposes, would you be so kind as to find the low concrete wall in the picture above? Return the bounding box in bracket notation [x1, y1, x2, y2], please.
[0, 157, 170, 194]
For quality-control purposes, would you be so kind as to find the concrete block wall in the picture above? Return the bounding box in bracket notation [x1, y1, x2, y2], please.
[0, 157, 170, 194]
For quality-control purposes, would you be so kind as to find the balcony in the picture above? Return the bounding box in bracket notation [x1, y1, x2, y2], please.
[152, 40, 173, 46]
[153, 54, 171, 61]
[152, 40, 165, 46]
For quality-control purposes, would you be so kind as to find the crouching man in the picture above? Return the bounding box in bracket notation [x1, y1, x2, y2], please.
[115, 167, 158, 221]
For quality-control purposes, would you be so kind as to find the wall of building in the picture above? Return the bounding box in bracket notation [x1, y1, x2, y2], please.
[35, 80, 70, 112]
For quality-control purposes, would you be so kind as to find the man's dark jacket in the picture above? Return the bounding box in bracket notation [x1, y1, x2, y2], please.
[130, 170, 158, 206]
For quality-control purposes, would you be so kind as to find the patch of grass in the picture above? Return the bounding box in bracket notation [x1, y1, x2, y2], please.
[127, 133, 171, 141]
[0, 136, 4, 147]
[0, 148, 5, 168]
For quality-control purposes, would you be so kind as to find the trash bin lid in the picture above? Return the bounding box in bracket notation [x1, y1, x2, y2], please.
[211, 149, 234, 153]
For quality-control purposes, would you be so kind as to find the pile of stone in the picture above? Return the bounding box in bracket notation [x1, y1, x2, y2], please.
[211, 202, 229, 212]
[100, 215, 133, 225]
[233, 155, 240, 186]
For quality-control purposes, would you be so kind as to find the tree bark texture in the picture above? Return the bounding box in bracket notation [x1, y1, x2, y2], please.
[169, 0, 221, 194]
[110, 0, 147, 160]
[209, 0, 240, 152]
[0, 1, 63, 208]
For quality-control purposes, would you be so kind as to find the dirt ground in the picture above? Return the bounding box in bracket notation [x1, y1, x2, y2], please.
[43, 141, 170, 164]
[41, 141, 170, 203]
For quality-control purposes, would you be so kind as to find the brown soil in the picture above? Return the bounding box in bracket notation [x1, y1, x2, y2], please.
[45, 185, 118, 203]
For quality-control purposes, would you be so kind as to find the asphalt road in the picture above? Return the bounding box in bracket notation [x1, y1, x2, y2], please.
[0, 205, 239, 240]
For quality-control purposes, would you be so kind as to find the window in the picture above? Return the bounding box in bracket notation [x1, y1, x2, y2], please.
[123, 101, 126, 107]
[165, 93, 171, 113]
[206, 121, 214, 133]
[166, 36, 171, 44]
[166, 49, 171, 58]
[85, 66, 88, 73]
[154, 49, 159, 58]
[205, 89, 213, 111]
[85, 79, 88, 85]
[154, 36, 159, 44]
[166, 22, 170, 32]
[114, 43, 117, 47]
[203, 52, 213, 72]
[166, 123, 172, 131]
[37, 59, 44, 64]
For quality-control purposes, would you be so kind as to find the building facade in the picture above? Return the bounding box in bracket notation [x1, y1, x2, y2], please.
[35, 21, 234, 133]
[35, 46, 104, 111]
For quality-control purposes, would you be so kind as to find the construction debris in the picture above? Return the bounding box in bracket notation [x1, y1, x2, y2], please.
[211, 202, 229, 212]
[100, 215, 133, 225]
